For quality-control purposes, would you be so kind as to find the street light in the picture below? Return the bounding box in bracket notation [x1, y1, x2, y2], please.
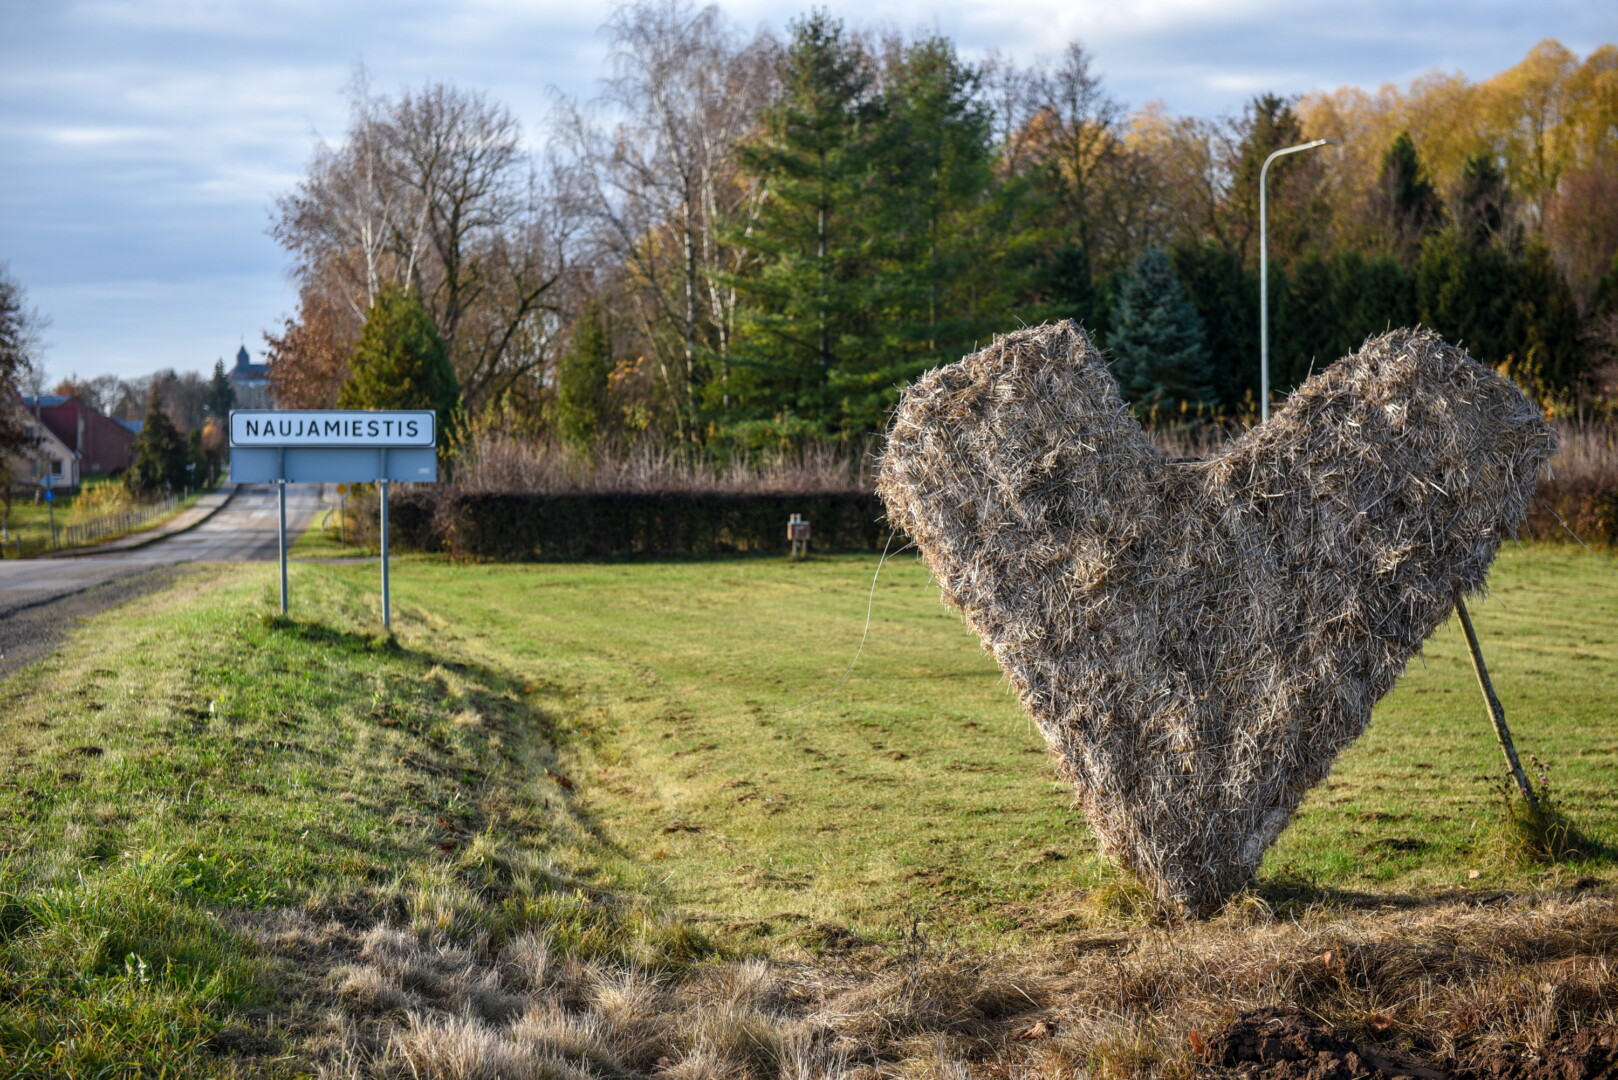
[1259, 138, 1332, 423]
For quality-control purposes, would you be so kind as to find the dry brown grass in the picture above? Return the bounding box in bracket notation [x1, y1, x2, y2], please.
[876, 323, 1554, 916]
[243, 888, 1618, 1079]
[1527, 420, 1618, 545]
[449, 434, 873, 497]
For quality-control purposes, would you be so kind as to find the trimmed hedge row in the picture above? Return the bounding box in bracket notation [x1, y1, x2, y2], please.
[1525, 475, 1618, 547]
[387, 490, 890, 559]
[381, 469, 1618, 561]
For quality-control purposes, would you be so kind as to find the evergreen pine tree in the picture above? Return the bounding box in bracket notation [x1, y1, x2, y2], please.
[555, 300, 612, 452]
[186, 429, 205, 491]
[721, 12, 884, 440]
[1416, 226, 1583, 396]
[1587, 250, 1618, 322]
[1339, 252, 1417, 338]
[206, 358, 236, 422]
[1034, 243, 1099, 327]
[1108, 248, 1213, 407]
[1378, 132, 1443, 265]
[1583, 251, 1618, 374]
[1505, 240, 1583, 395]
[0, 267, 43, 475]
[338, 284, 462, 449]
[1226, 95, 1327, 262]
[124, 398, 188, 498]
[1277, 252, 1417, 387]
[852, 36, 1000, 426]
[1276, 251, 1338, 389]
[1454, 154, 1512, 244]
[1416, 226, 1517, 363]
[1170, 243, 1259, 412]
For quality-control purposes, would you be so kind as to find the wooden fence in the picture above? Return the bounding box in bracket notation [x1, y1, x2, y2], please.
[0, 494, 179, 559]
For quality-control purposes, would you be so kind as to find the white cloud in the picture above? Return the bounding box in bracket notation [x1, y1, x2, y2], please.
[40, 125, 170, 148]
[1, 0, 1610, 380]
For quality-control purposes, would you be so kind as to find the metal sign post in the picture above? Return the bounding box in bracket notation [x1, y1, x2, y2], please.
[379, 448, 391, 630]
[277, 448, 288, 615]
[229, 410, 437, 624]
[277, 480, 289, 614]
[44, 478, 56, 547]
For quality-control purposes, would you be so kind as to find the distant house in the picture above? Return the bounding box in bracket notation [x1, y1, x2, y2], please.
[32, 395, 138, 475]
[228, 345, 273, 409]
[4, 406, 80, 492]
[22, 395, 137, 482]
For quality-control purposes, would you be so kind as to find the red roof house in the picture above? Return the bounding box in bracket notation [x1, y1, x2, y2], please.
[22, 396, 137, 482]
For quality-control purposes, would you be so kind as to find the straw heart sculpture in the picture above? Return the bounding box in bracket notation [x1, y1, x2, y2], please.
[878, 323, 1554, 916]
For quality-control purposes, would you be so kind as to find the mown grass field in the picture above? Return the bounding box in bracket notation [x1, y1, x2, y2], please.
[375, 543, 1618, 926]
[0, 543, 1614, 1076]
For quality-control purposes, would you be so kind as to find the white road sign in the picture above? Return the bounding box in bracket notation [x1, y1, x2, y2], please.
[226, 409, 439, 632]
[230, 410, 436, 448]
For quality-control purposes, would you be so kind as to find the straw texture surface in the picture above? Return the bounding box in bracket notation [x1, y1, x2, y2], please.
[877, 323, 1554, 916]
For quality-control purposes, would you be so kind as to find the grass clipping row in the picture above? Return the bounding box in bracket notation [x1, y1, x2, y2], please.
[877, 323, 1554, 917]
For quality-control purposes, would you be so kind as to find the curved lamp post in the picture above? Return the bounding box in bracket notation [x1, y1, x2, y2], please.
[1258, 137, 1535, 813]
[1259, 138, 1332, 423]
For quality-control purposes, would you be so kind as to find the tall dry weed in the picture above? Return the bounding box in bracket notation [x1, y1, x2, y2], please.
[1529, 420, 1618, 544]
[450, 433, 874, 497]
[66, 481, 137, 524]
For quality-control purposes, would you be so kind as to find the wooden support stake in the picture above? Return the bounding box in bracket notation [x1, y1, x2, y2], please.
[1455, 595, 1538, 813]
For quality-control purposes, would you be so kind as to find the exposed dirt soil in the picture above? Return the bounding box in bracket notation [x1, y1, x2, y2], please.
[1207, 1007, 1618, 1080]
[1463, 1024, 1618, 1080]
[1208, 1007, 1441, 1078]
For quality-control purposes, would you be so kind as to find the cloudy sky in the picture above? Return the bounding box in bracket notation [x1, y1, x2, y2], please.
[0, 0, 1610, 385]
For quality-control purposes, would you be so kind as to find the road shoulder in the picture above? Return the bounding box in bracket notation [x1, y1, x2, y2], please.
[0, 565, 191, 679]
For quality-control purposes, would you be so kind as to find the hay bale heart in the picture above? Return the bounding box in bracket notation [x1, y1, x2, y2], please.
[877, 323, 1554, 916]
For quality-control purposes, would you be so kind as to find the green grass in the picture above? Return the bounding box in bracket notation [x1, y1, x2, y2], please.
[361, 544, 1618, 934]
[0, 568, 698, 1075]
[0, 543, 1613, 1072]
[378, 552, 1095, 937]
[2, 476, 113, 545]
[289, 501, 371, 559]
[1, 478, 213, 554]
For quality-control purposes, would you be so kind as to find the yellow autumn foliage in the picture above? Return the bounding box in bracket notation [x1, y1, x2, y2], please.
[67, 481, 137, 525]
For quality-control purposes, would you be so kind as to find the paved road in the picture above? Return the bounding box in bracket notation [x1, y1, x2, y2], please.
[0, 484, 326, 614]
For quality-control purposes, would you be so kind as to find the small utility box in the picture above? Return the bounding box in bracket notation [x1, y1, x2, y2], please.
[788, 513, 811, 559]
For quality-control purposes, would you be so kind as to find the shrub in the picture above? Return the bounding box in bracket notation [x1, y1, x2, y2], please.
[382, 489, 887, 560]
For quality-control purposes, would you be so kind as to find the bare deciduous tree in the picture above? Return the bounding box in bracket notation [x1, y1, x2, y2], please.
[50, 374, 122, 415]
[1, 264, 50, 522]
[265, 272, 359, 409]
[554, 0, 777, 440]
[273, 74, 581, 412]
[981, 49, 1044, 176]
[1022, 45, 1126, 259]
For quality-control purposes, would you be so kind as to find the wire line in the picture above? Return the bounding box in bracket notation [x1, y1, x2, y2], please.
[776, 531, 910, 715]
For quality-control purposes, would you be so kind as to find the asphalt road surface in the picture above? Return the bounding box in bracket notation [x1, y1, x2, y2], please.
[0, 484, 324, 674]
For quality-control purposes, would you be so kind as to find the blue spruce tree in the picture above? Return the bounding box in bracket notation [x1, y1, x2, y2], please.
[1107, 247, 1214, 407]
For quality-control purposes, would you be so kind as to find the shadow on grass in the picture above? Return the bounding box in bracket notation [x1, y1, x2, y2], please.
[258, 612, 399, 654]
[1253, 865, 1615, 917]
[256, 610, 641, 874]
[1079, 853, 1618, 928]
